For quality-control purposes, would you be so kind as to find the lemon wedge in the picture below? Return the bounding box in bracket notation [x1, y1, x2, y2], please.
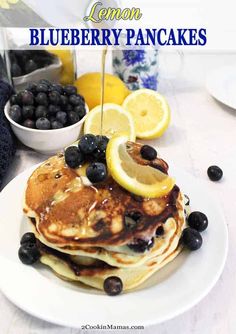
[106, 134, 175, 198]
[84, 103, 135, 141]
[123, 89, 170, 139]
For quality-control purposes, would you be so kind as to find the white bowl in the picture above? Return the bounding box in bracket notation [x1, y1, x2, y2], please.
[4, 102, 88, 155]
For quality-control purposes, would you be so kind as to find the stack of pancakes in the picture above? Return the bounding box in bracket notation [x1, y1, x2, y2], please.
[23, 142, 187, 291]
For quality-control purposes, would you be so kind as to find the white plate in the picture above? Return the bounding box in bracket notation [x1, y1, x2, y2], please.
[0, 165, 228, 328]
[206, 65, 236, 109]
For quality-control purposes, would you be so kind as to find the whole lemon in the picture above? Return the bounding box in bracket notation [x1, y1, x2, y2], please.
[74, 73, 130, 110]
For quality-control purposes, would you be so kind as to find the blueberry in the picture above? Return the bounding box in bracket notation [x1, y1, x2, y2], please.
[38, 79, 51, 88]
[18, 243, 40, 265]
[140, 145, 157, 161]
[51, 83, 63, 94]
[68, 111, 80, 125]
[11, 62, 22, 77]
[9, 105, 22, 123]
[21, 90, 34, 105]
[103, 276, 123, 296]
[124, 211, 142, 230]
[156, 225, 164, 236]
[20, 232, 36, 245]
[48, 90, 61, 105]
[207, 166, 223, 182]
[128, 238, 154, 253]
[79, 134, 98, 154]
[64, 103, 73, 112]
[26, 82, 37, 94]
[48, 104, 62, 116]
[22, 119, 35, 129]
[10, 94, 18, 105]
[69, 94, 83, 106]
[36, 117, 51, 130]
[22, 105, 34, 119]
[188, 211, 208, 232]
[51, 120, 63, 129]
[92, 135, 109, 161]
[74, 105, 86, 119]
[36, 83, 48, 93]
[25, 59, 38, 74]
[60, 95, 68, 107]
[16, 91, 24, 105]
[184, 194, 190, 206]
[181, 228, 202, 251]
[86, 162, 107, 183]
[65, 146, 84, 168]
[63, 85, 77, 96]
[35, 92, 48, 106]
[56, 111, 67, 125]
[35, 105, 48, 119]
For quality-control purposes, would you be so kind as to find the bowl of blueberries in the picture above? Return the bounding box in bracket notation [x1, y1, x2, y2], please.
[5, 79, 88, 155]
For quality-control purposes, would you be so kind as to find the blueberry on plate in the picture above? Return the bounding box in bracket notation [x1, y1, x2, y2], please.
[36, 117, 51, 130]
[22, 105, 34, 119]
[184, 194, 190, 206]
[36, 83, 48, 93]
[48, 90, 61, 105]
[22, 119, 35, 129]
[103, 276, 123, 296]
[79, 134, 98, 154]
[20, 232, 36, 245]
[140, 145, 157, 161]
[35, 105, 48, 119]
[65, 146, 84, 168]
[68, 111, 80, 125]
[128, 238, 154, 253]
[86, 162, 107, 183]
[74, 105, 86, 119]
[188, 211, 208, 232]
[93, 136, 109, 161]
[56, 111, 67, 125]
[63, 85, 77, 96]
[181, 228, 202, 251]
[156, 225, 164, 236]
[35, 92, 48, 106]
[9, 105, 22, 123]
[18, 243, 40, 265]
[207, 165, 223, 182]
[51, 120, 63, 129]
[21, 90, 34, 105]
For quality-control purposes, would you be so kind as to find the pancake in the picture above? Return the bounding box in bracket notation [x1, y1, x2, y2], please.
[29, 191, 185, 268]
[22, 141, 188, 293]
[24, 142, 180, 248]
[39, 240, 183, 291]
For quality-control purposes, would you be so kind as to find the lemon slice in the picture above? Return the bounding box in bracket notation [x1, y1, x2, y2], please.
[84, 103, 135, 141]
[106, 134, 175, 198]
[123, 89, 170, 139]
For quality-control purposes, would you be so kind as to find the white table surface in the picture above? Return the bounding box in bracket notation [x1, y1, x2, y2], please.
[1, 51, 236, 334]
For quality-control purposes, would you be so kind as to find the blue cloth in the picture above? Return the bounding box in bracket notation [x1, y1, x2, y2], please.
[0, 80, 15, 188]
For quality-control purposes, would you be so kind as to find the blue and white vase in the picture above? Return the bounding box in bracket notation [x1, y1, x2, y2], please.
[112, 48, 159, 91]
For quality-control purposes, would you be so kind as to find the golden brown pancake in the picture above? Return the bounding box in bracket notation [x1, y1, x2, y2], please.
[24, 143, 179, 248]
